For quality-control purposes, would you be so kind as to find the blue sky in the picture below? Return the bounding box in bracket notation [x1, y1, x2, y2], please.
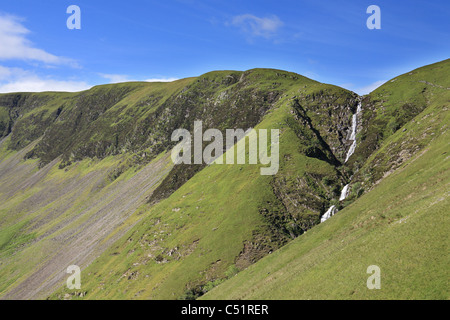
[0, 0, 448, 94]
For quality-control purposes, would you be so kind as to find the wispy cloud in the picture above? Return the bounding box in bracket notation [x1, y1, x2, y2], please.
[0, 69, 179, 93]
[354, 80, 386, 95]
[0, 14, 76, 66]
[0, 78, 90, 93]
[229, 14, 283, 39]
[145, 77, 178, 82]
[0, 65, 90, 93]
[339, 80, 387, 95]
[0, 65, 14, 81]
[100, 73, 178, 84]
[303, 71, 319, 80]
[98, 73, 131, 83]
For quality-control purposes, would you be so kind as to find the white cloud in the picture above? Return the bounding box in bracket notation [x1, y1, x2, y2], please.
[339, 83, 354, 89]
[303, 71, 319, 80]
[0, 78, 90, 93]
[354, 80, 386, 95]
[99, 73, 178, 84]
[340, 80, 387, 95]
[99, 73, 131, 83]
[145, 77, 178, 82]
[0, 14, 75, 66]
[0, 65, 90, 93]
[230, 14, 283, 39]
[0, 65, 13, 80]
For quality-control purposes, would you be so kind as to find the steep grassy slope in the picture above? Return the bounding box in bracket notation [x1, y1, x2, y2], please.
[48, 75, 358, 300]
[1, 60, 448, 300]
[202, 60, 450, 299]
[1, 69, 358, 299]
[340, 59, 450, 205]
[0, 80, 195, 166]
[203, 102, 449, 299]
[0, 142, 173, 299]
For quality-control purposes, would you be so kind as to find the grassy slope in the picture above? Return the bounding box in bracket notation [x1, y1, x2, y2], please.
[1, 69, 355, 299]
[0, 81, 197, 299]
[50, 80, 351, 300]
[0, 79, 196, 165]
[203, 85, 450, 300]
[2, 61, 448, 300]
[338, 59, 450, 207]
[0, 146, 173, 299]
[348, 59, 449, 171]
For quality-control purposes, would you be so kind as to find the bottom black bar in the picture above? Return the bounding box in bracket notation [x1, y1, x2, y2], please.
[0, 299, 445, 318]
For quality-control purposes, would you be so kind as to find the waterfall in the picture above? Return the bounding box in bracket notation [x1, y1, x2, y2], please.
[344, 102, 362, 163]
[339, 184, 350, 201]
[349, 114, 357, 140]
[320, 101, 362, 223]
[320, 205, 337, 223]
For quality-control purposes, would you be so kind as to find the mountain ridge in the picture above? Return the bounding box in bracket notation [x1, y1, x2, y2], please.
[0, 59, 448, 300]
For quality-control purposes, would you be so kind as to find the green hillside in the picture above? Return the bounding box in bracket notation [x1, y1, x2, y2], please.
[48, 72, 358, 300]
[203, 116, 449, 299]
[0, 60, 448, 300]
[202, 60, 450, 299]
[1, 69, 358, 299]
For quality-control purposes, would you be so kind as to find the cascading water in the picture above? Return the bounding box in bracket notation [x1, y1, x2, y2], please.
[339, 184, 350, 201]
[321, 101, 362, 223]
[344, 102, 362, 163]
[320, 205, 337, 223]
